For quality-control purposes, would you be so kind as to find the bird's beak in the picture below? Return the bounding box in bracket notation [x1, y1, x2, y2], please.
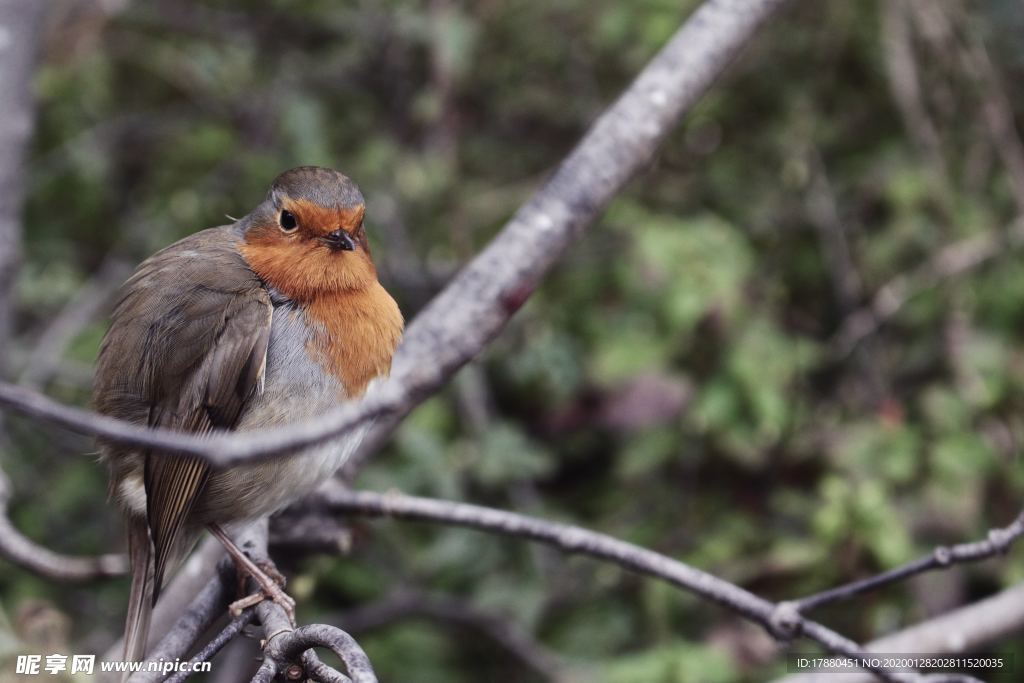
[321, 229, 356, 251]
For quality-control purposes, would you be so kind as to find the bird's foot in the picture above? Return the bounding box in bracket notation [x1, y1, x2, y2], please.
[228, 563, 296, 624]
[255, 559, 288, 588]
[207, 524, 296, 624]
[232, 558, 287, 598]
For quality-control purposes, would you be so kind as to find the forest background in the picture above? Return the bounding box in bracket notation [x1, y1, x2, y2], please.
[2, 1, 1024, 681]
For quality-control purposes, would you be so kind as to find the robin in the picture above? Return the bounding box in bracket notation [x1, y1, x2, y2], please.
[93, 166, 404, 662]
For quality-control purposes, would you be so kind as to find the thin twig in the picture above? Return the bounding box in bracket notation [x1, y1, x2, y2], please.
[831, 216, 1024, 357]
[805, 146, 863, 314]
[309, 487, 917, 682]
[129, 560, 234, 683]
[0, 463, 126, 581]
[164, 609, 255, 683]
[792, 511, 1024, 613]
[773, 580, 1024, 683]
[19, 258, 132, 389]
[945, 0, 1024, 215]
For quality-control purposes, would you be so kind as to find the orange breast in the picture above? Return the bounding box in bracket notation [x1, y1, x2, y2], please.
[304, 281, 404, 396]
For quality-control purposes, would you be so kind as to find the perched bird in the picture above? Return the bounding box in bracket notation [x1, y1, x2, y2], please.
[93, 166, 404, 663]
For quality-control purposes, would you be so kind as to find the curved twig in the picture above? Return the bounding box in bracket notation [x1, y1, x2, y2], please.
[137, 520, 374, 683]
[302, 651, 352, 683]
[258, 625, 375, 683]
[0, 464, 126, 581]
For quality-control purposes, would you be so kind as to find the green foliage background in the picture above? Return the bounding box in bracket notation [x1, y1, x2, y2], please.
[3, 0, 1024, 680]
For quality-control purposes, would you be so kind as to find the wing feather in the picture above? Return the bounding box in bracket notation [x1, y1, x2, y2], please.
[96, 228, 273, 598]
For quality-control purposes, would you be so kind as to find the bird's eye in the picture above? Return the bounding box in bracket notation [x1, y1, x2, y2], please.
[279, 210, 298, 233]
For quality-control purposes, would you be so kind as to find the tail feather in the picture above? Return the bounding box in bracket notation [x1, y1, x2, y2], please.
[123, 517, 153, 676]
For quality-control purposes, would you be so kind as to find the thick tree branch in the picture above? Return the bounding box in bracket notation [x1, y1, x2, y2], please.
[269, 509, 352, 556]
[0, 0, 789, 468]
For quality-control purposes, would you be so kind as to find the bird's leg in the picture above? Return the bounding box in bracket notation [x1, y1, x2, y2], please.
[207, 524, 296, 624]
[254, 559, 288, 588]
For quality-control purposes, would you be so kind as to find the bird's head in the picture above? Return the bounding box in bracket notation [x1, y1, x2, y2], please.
[239, 166, 378, 300]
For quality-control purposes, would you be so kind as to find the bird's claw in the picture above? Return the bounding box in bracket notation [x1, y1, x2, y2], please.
[255, 559, 288, 589]
[228, 557, 295, 624]
[229, 581, 297, 624]
[228, 592, 266, 617]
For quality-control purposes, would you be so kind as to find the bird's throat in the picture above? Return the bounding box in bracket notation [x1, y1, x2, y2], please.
[303, 282, 404, 397]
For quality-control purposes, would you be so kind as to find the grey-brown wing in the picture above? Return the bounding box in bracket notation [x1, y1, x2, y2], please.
[96, 228, 272, 595]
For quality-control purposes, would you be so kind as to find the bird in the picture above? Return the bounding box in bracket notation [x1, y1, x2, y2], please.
[93, 166, 404, 664]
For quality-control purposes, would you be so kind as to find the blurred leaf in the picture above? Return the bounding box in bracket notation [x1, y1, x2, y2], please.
[469, 421, 554, 486]
[599, 641, 736, 683]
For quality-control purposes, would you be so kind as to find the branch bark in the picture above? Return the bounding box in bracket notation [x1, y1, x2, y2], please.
[253, 624, 375, 683]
